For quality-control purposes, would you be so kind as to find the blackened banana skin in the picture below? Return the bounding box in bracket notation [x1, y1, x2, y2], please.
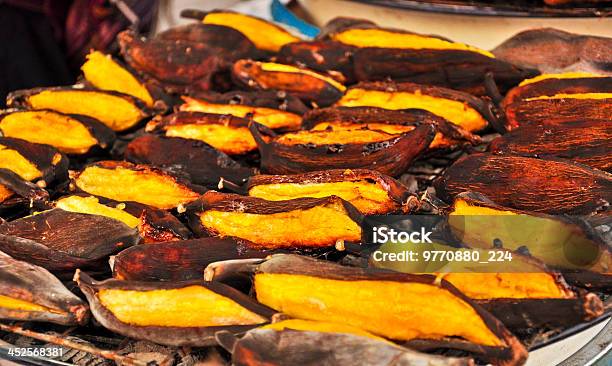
[493, 29, 612, 75]
[0, 109, 116, 154]
[75, 270, 275, 347]
[0, 208, 139, 272]
[503, 76, 612, 107]
[247, 169, 418, 215]
[250, 121, 435, 177]
[7, 87, 148, 133]
[125, 134, 253, 189]
[232, 60, 345, 107]
[187, 191, 363, 250]
[435, 153, 612, 215]
[112, 237, 266, 281]
[118, 29, 224, 94]
[490, 120, 612, 172]
[0, 137, 68, 185]
[302, 106, 481, 148]
[206, 254, 528, 366]
[216, 328, 474, 366]
[277, 41, 357, 83]
[0, 251, 90, 325]
[0, 168, 49, 215]
[505, 98, 612, 130]
[353, 47, 536, 95]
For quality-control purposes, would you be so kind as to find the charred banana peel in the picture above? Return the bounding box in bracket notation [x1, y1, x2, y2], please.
[72, 161, 202, 210]
[505, 98, 611, 129]
[247, 169, 418, 215]
[118, 29, 223, 94]
[503, 73, 612, 129]
[0, 169, 49, 213]
[125, 134, 253, 189]
[0, 137, 68, 186]
[155, 22, 260, 61]
[336, 82, 496, 132]
[130, 203, 192, 243]
[7, 87, 149, 132]
[277, 41, 357, 84]
[0, 110, 114, 155]
[0, 250, 90, 326]
[111, 237, 266, 282]
[188, 191, 363, 250]
[473, 276, 604, 333]
[75, 270, 274, 347]
[179, 96, 302, 131]
[205, 254, 528, 366]
[250, 121, 435, 176]
[446, 192, 611, 289]
[0, 208, 139, 271]
[232, 60, 346, 107]
[55, 195, 190, 243]
[118, 23, 262, 94]
[215, 324, 474, 366]
[489, 119, 611, 172]
[435, 153, 612, 215]
[118, 29, 219, 94]
[492, 29, 612, 75]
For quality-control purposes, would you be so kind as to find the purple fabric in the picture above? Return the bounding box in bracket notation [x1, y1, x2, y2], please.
[5, 0, 158, 67]
[64, 0, 158, 66]
[3, 0, 71, 39]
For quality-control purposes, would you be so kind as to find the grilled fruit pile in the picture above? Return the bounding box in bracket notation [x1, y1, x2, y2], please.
[0, 9, 609, 366]
[281, 17, 537, 95]
[502, 73, 612, 130]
